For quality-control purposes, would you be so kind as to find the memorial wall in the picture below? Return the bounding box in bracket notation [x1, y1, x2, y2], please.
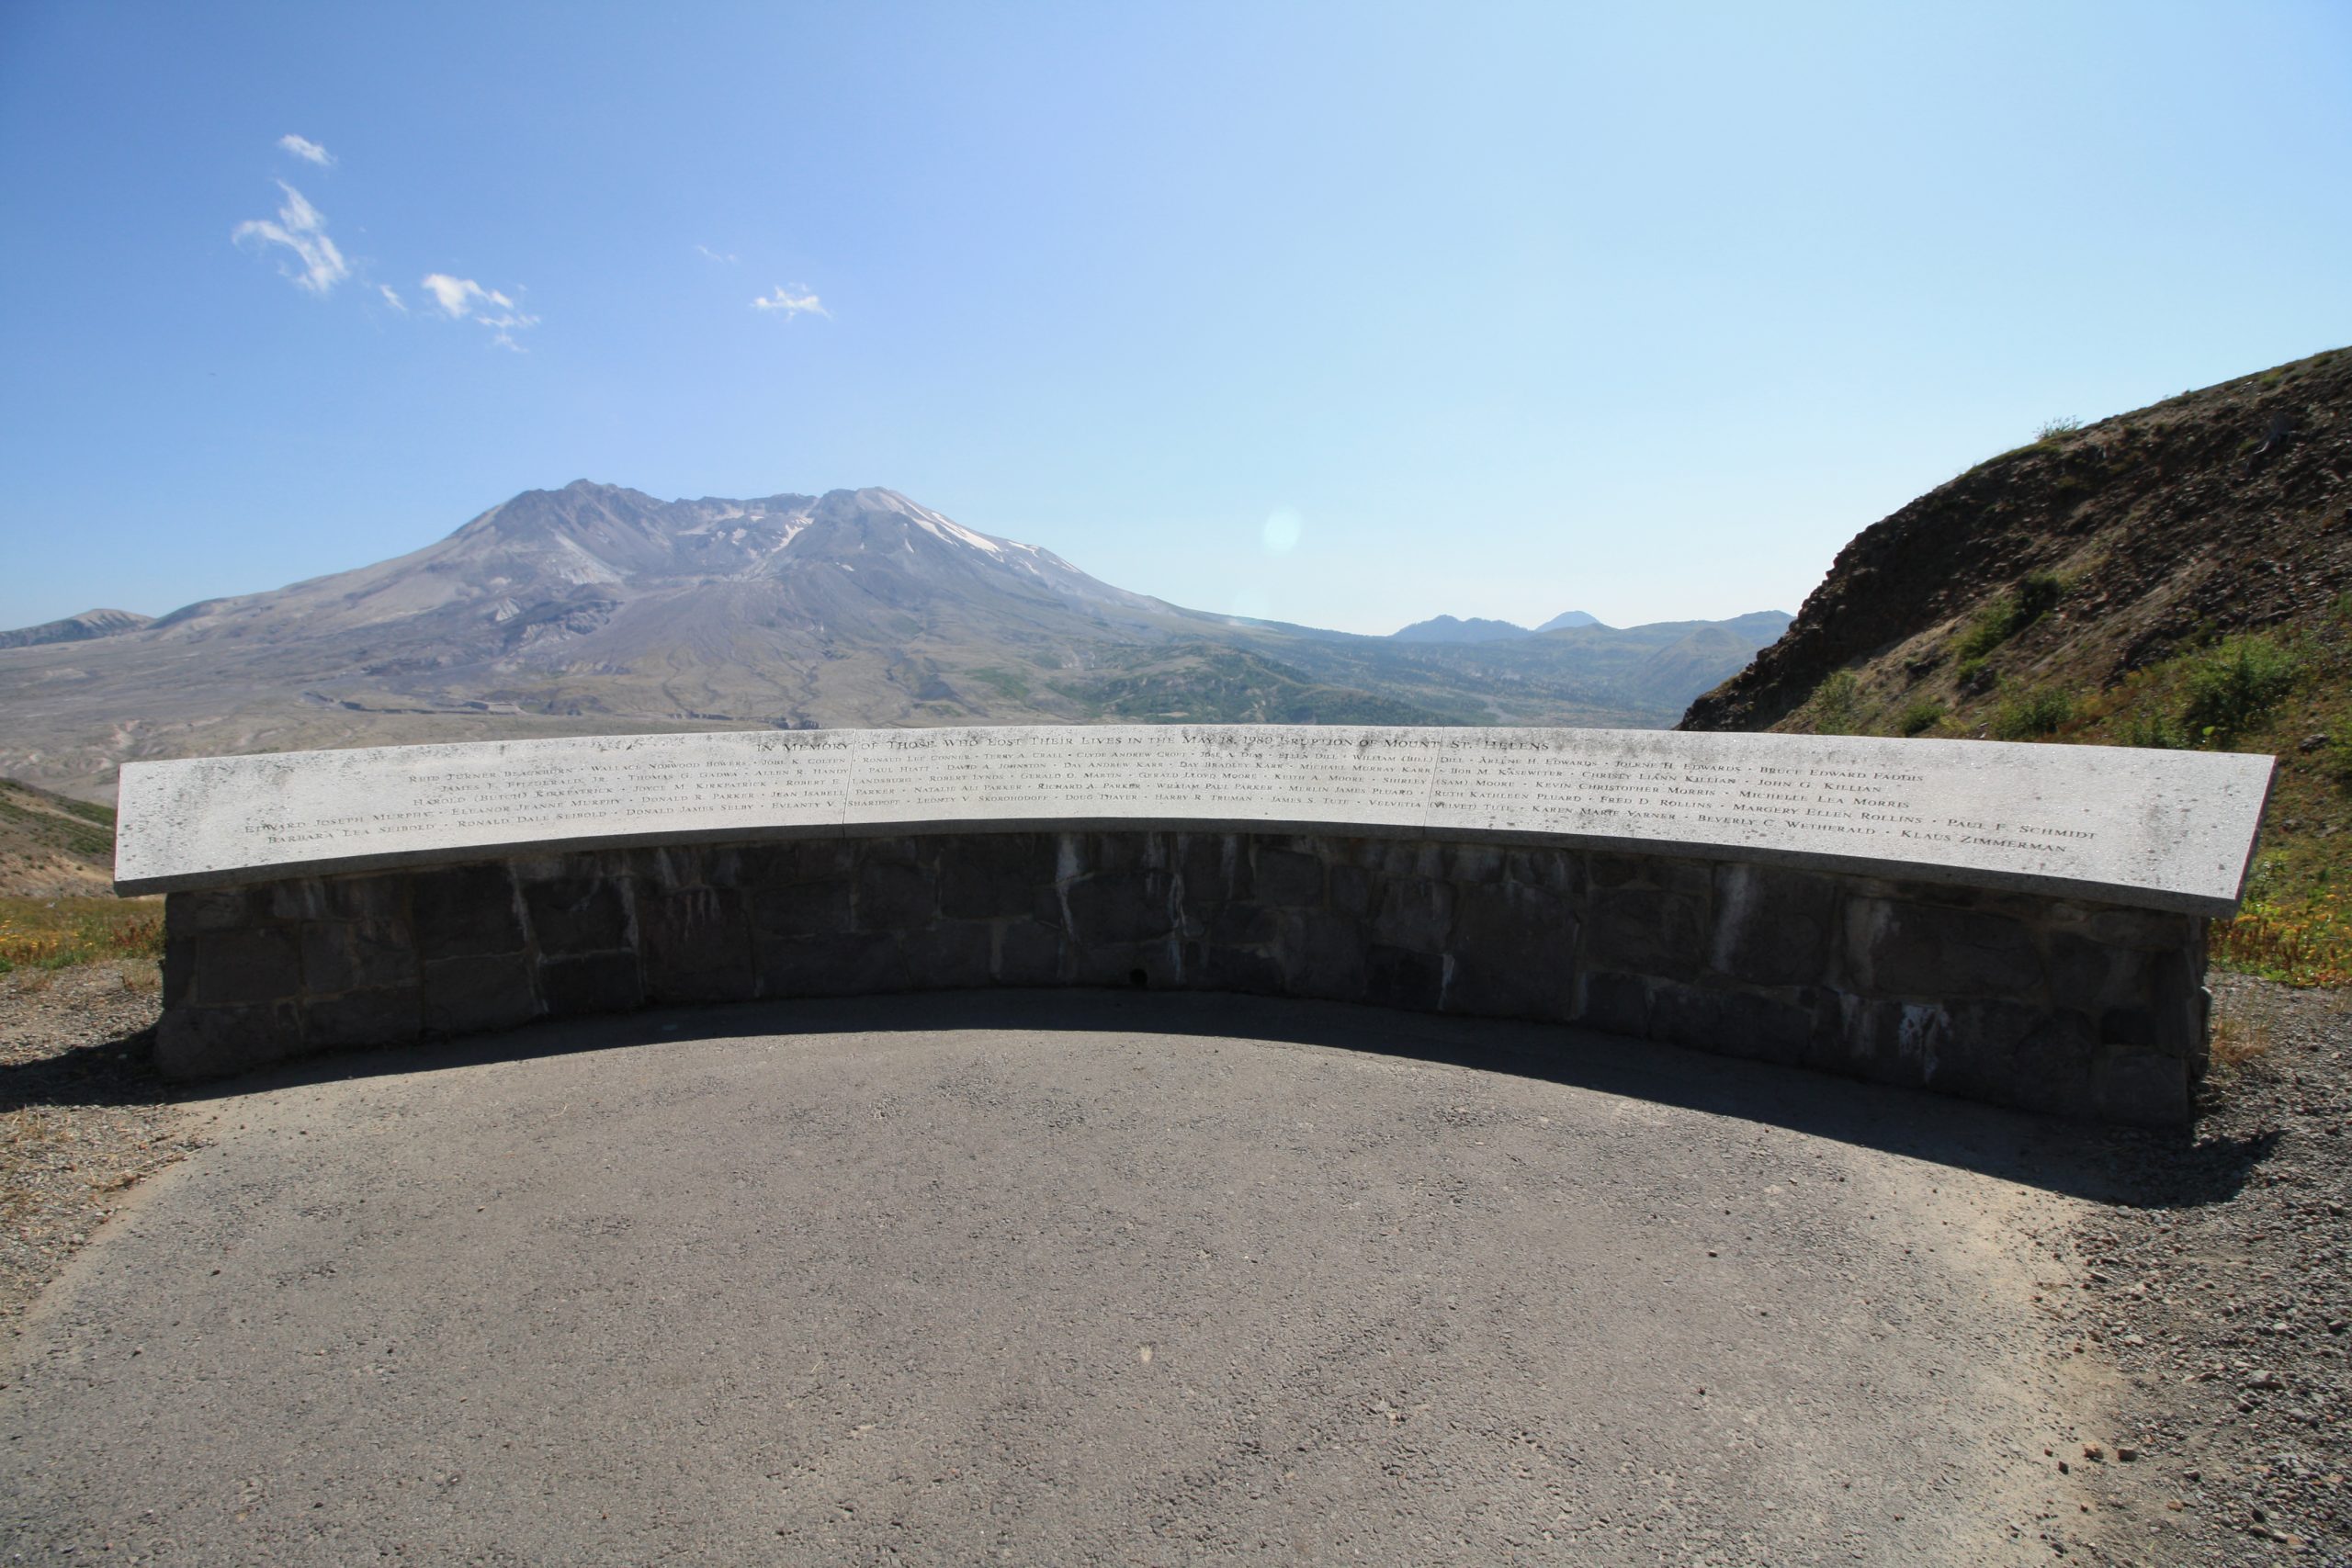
[118, 725, 2273, 914]
[124, 726, 2273, 1126]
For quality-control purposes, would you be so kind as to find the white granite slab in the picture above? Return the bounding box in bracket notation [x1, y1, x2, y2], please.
[113, 725, 2276, 914]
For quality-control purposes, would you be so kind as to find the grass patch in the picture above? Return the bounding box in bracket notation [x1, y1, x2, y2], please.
[1895, 698, 1945, 737]
[1952, 571, 2067, 667]
[0, 897, 164, 975]
[2180, 633, 2301, 744]
[2207, 1008, 2273, 1069]
[965, 666, 1033, 702]
[2212, 891, 2352, 988]
[1990, 685, 2074, 739]
[1806, 670, 1862, 735]
[2034, 417, 2084, 441]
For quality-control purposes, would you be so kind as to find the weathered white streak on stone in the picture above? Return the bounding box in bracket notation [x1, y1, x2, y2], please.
[113, 725, 2274, 914]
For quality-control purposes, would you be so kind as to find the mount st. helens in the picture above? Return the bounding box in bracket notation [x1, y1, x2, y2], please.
[0, 483, 1787, 802]
[1681, 344, 2352, 964]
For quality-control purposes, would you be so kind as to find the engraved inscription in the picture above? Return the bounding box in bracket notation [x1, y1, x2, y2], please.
[115, 722, 2272, 913]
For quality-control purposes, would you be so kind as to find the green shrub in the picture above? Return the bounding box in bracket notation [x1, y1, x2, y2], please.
[1991, 686, 2075, 740]
[2035, 417, 2083, 441]
[1895, 698, 1945, 737]
[1809, 670, 1862, 736]
[1952, 572, 2067, 665]
[2324, 727, 2352, 786]
[2120, 706, 2187, 750]
[2181, 634, 2301, 743]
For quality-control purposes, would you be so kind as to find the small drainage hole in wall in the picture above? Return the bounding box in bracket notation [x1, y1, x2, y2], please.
[1128, 968, 1148, 989]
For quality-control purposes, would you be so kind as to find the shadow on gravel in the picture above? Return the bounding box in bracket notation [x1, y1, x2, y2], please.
[158, 987, 2273, 1210]
[0, 1025, 173, 1115]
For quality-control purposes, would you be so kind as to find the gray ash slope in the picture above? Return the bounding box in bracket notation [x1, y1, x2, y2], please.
[0, 481, 1785, 799]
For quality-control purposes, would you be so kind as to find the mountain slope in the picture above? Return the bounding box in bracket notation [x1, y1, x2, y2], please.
[0, 609, 153, 651]
[0, 483, 1789, 800]
[1680, 344, 2352, 973]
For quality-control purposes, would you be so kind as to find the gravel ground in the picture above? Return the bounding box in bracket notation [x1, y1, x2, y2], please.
[2042, 971, 2352, 1566]
[0, 960, 198, 1321]
[0, 965, 2346, 1563]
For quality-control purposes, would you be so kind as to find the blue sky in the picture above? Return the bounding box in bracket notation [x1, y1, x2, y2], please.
[1, 2, 2346, 637]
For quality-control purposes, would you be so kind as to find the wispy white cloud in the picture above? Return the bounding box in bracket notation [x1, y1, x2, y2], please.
[232, 181, 350, 294]
[751, 284, 828, 320]
[422, 273, 508, 317]
[277, 133, 335, 167]
[421, 273, 538, 350]
[377, 283, 407, 312]
[695, 243, 739, 264]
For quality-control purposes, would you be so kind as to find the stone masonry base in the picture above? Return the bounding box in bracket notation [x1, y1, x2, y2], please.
[157, 830, 2209, 1125]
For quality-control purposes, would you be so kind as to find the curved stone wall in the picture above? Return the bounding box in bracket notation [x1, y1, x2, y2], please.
[158, 828, 2209, 1126]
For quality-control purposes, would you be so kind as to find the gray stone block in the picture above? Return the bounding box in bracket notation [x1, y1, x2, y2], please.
[1065, 870, 1175, 945]
[939, 834, 1057, 920]
[1453, 880, 1570, 968]
[1275, 910, 1366, 999]
[755, 933, 906, 998]
[1373, 878, 1453, 952]
[1254, 847, 1325, 908]
[903, 922, 993, 989]
[1833, 996, 1952, 1089]
[1192, 942, 1287, 996]
[1442, 954, 1574, 1022]
[413, 864, 526, 960]
[1176, 834, 1250, 903]
[301, 987, 422, 1050]
[1439, 842, 1504, 884]
[637, 886, 754, 1002]
[156, 1001, 301, 1078]
[422, 953, 539, 1035]
[523, 876, 630, 955]
[2094, 1049, 2190, 1127]
[1944, 999, 2098, 1116]
[1576, 972, 1651, 1037]
[538, 952, 644, 1018]
[1586, 887, 1705, 979]
[1201, 901, 1277, 947]
[195, 927, 301, 1007]
[1843, 898, 2041, 998]
[1505, 849, 1578, 897]
[1651, 982, 1816, 1066]
[300, 919, 419, 995]
[2087, 908, 2195, 950]
[162, 932, 193, 1010]
[180, 886, 272, 931]
[324, 874, 408, 921]
[854, 860, 938, 933]
[746, 879, 852, 939]
[1366, 944, 1442, 1012]
[993, 920, 1064, 987]
[267, 880, 328, 921]
[1329, 863, 1374, 919]
[1068, 938, 1181, 990]
[1708, 863, 1838, 987]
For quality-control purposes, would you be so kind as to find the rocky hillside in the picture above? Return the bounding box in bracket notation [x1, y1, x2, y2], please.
[1683, 344, 2352, 968]
[0, 483, 1787, 801]
[0, 778, 116, 897]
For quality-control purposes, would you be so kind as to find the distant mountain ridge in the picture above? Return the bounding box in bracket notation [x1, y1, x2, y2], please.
[0, 481, 1789, 800]
[0, 608, 153, 650]
[1390, 610, 1614, 642]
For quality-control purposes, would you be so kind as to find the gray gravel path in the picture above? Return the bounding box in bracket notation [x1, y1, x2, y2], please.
[4, 990, 2132, 1565]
